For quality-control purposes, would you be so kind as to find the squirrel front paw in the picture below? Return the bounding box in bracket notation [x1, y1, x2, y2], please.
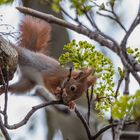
[68, 101, 76, 110]
[54, 87, 62, 99]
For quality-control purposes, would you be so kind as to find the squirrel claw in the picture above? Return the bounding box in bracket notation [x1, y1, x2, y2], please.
[68, 101, 76, 110]
[54, 87, 62, 99]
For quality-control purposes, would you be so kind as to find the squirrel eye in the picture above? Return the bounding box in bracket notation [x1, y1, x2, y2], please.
[70, 85, 77, 92]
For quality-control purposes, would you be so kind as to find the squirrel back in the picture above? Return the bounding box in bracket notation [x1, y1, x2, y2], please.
[18, 16, 51, 52]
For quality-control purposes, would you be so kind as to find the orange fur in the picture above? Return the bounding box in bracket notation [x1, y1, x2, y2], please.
[18, 16, 51, 52]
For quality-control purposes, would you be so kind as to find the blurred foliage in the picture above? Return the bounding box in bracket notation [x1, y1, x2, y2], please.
[132, 90, 140, 121]
[48, 0, 119, 15]
[59, 40, 115, 115]
[48, 0, 94, 15]
[0, 132, 4, 140]
[0, 0, 13, 5]
[112, 95, 134, 119]
[118, 67, 125, 79]
[112, 90, 140, 120]
[127, 47, 140, 63]
[111, 47, 140, 120]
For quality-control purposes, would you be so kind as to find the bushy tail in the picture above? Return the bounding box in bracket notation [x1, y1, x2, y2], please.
[18, 16, 51, 52]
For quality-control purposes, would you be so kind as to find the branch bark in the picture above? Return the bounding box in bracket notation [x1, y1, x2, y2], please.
[0, 115, 11, 140]
[16, 6, 119, 54]
[0, 36, 18, 85]
[4, 100, 62, 129]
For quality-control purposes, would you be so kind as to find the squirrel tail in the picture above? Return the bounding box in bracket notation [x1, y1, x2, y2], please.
[18, 16, 51, 52]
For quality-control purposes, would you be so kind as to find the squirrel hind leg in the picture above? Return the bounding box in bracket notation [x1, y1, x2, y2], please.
[8, 78, 36, 94]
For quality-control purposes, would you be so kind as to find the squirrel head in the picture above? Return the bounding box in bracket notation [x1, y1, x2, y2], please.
[62, 68, 97, 103]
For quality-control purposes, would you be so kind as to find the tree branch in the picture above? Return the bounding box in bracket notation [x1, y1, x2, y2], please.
[16, 6, 119, 54]
[74, 107, 92, 140]
[0, 115, 11, 140]
[111, 6, 127, 33]
[121, 131, 140, 137]
[119, 50, 140, 84]
[92, 121, 136, 140]
[121, 8, 140, 47]
[114, 76, 124, 98]
[97, 12, 127, 32]
[124, 69, 130, 95]
[4, 100, 62, 129]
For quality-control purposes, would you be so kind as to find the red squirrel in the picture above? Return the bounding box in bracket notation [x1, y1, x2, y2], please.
[0, 16, 96, 108]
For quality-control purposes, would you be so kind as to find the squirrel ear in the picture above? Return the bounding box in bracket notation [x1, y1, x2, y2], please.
[87, 76, 97, 88]
[78, 68, 93, 81]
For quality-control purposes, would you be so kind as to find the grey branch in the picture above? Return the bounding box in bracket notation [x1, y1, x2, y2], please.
[0, 115, 11, 140]
[5, 100, 62, 129]
[121, 131, 140, 137]
[121, 7, 140, 47]
[16, 6, 119, 54]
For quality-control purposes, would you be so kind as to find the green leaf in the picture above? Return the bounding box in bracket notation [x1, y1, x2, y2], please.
[99, 3, 105, 10]
[127, 47, 140, 63]
[85, 5, 92, 12]
[112, 95, 133, 119]
[109, 0, 115, 7]
[118, 67, 125, 78]
[0, 0, 13, 5]
[127, 47, 134, 54]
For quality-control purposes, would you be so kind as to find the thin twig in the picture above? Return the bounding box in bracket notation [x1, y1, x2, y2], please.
[119, 50, 140, 85]
[91, 1, 113, 14]
[119, 4, 140, 85]
[83, 5, 119, 48]
[114, 76, 124, 98]
[92, 121, 136, 140]
[0, 115, 11, 140]
[115, 115, 128, 140]
[90, 86, 94, 103]
[97, 12, 115, 20]
[0, 110, 4, 115]
[83, 5, 95, 28]
[86, 89, 90, 125]
[74, 107, 92, 140]
[121, 131, 140, 136]
[121, 6, 140, 47]
[0, 66, 6, 86]
[5, 100, 62, 129]
[124, 69, 130, 95]
[0, 66, 9, 125]
[97, 12, 127, 32]
[110, 116, 115, 140]
[0, 32, 19, 39]
[3, 69, 9, 125]
[86, 86, 94, 126]
[111, 6, 127, 32]
[60, 7, 88, 29]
